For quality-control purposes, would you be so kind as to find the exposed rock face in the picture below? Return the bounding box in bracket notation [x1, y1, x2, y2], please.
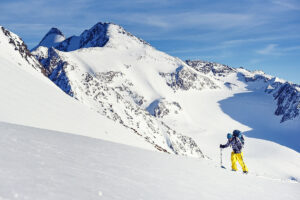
[272, 82, 300, 122]
[241, 72, 300, 122]
[186, 60, 235, 76]
[0, 26, 42, 72]
[147, 99, 182, 118]
[160, 66, 219, 91]
[56, 22, 109, 51]
[34, 47, 73, 96]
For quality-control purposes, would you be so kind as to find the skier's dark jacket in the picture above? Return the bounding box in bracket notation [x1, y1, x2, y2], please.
[220, 136, 243, 153]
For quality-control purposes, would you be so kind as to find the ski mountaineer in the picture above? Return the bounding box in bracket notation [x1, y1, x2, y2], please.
[220, 130, 248, 174]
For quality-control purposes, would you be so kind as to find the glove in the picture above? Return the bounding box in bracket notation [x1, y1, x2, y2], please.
[220, 144, 225, 148]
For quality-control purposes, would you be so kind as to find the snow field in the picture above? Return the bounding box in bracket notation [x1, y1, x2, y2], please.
[0, 122, 299, 200]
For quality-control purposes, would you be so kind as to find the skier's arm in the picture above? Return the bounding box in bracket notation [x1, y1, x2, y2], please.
[220, 140, 231, 148]
[241, 135, 245, 145]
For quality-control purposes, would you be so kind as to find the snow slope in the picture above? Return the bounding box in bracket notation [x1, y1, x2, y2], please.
[0, 25, 154, 150]
[0, 121, 299, 200]
[32, 23, 206, 157]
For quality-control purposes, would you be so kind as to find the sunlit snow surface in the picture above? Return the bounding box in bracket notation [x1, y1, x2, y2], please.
[0, 122, 299, 200]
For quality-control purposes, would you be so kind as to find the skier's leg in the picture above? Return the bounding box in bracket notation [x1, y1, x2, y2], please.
[231, 152, 237, 171]
[237, 152, 248, 172]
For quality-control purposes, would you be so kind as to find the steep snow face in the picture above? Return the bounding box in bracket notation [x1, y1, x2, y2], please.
[32, 27, 65, 51]
[32, 47, 205, 157]
[0, 26, 155, 151]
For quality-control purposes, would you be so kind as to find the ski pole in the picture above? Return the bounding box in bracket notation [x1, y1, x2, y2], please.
[220, 148, 222, 167]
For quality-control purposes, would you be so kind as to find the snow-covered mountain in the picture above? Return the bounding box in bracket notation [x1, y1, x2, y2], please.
[32, 22, 300, 155]
[0, 25, 154, 150]
[1, 22, 300, 199]
[32, 22, 207, 157]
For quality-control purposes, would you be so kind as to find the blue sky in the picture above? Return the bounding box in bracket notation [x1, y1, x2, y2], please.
[1, 0, 299, 84]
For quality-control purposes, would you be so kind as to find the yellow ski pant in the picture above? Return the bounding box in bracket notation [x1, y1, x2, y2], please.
[231, 152, 248, 172]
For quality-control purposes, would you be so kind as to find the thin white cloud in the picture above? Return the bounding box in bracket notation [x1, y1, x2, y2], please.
[256, 44, 300, 55]
[222, 34, 300, 46]
[283, 46, 300, 51]
[271, 0, 300, 10]
[116, 12, 261, 30]
[256, 44, 280, 55]
[0, 0, 299, 62]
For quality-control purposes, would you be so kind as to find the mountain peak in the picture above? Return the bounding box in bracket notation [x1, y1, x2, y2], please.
[32, 27, 66, 51]
[46, 27, 64, 37]
[32, 22, 151, 52]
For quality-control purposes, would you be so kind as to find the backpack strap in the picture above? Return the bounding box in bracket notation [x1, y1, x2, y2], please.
[235, 136, 243, 149]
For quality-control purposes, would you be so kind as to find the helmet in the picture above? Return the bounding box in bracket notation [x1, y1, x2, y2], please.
[233, 130, 241, 137]
[227, 133, 233, 139]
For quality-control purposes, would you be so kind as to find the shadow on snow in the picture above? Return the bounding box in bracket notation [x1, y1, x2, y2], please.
[218, 75, 300, 153]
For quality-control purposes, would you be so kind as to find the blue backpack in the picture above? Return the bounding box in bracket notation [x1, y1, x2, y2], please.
[233, 130, 245, 145]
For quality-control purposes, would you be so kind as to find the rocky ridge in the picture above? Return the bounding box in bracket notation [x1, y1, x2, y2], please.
[186, 60, 300, 122]
[0, 26, 42, 73]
